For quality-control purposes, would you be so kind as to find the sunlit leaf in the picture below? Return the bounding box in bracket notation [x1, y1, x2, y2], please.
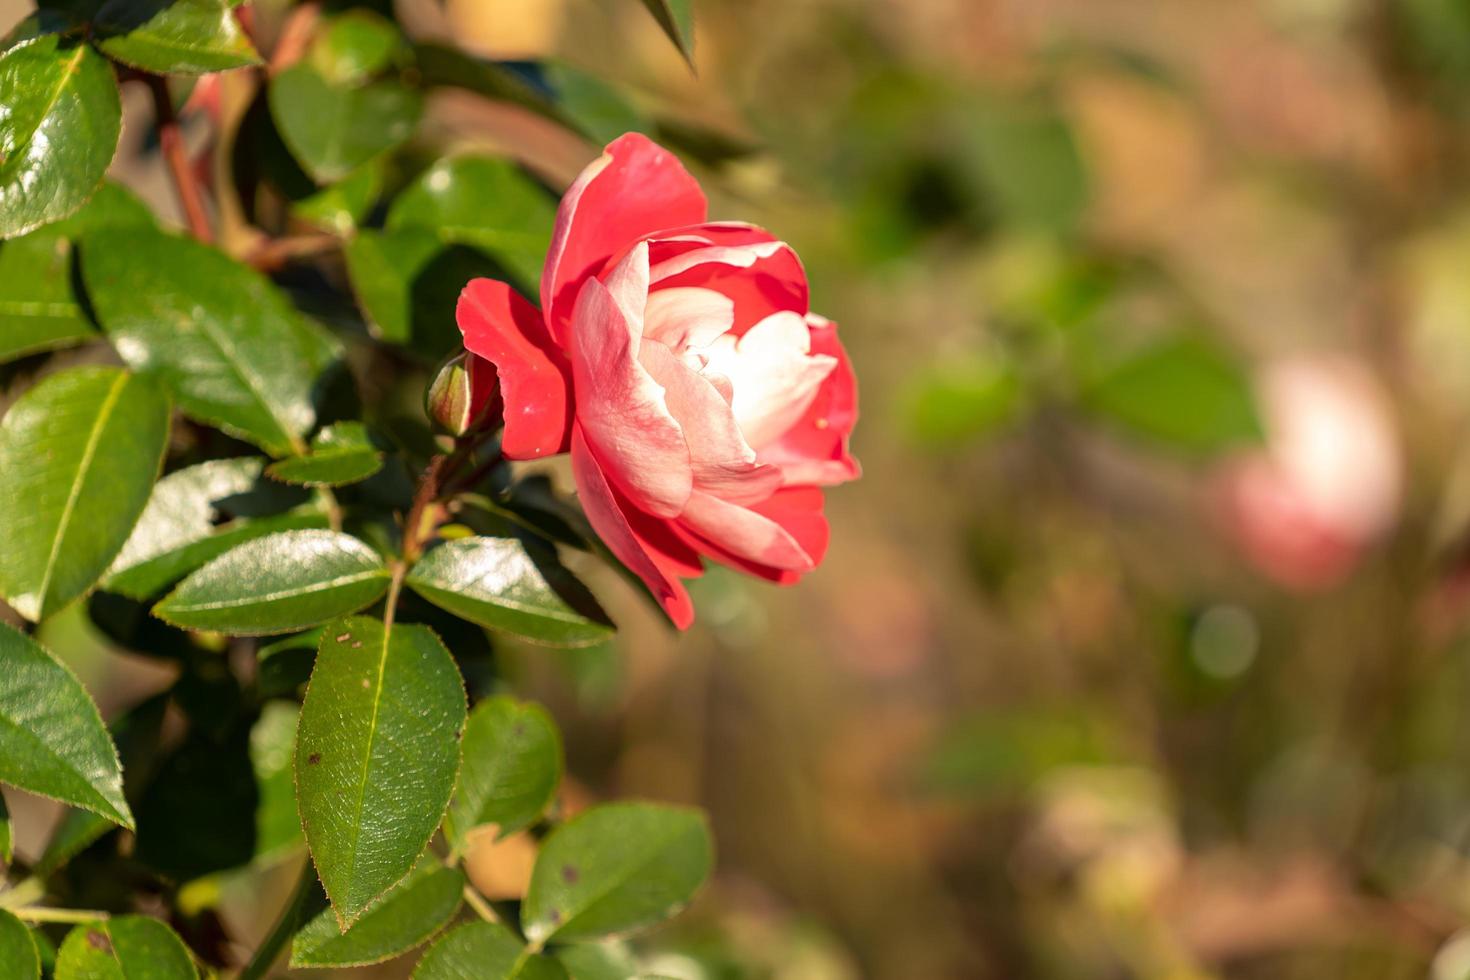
[95, 0, 260, 74]
[54, 916, 196, 980]
[291, 861, 464, 967]
[445, 696, 562, 848]
[413, 921, 567, 980]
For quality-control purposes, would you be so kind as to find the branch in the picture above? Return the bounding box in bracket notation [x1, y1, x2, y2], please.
[145, 75, 213, 244]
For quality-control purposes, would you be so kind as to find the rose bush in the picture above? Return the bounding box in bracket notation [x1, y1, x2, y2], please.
[458, 133, 859, 627]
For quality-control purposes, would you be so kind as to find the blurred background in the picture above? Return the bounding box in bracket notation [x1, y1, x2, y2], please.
[17, 0, 1470, 976]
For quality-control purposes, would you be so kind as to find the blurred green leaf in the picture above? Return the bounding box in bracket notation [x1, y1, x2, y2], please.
[154, 530, 390, 636]
[522, 802, 713, 944]
[0, 911, 38, 980]
[554, 942, 639, 980]
[308, 9, 405, 85]
[1082, 336, 1261, 454]
[0, 622, 131, 830]
[959, 100, 1089, 236]
[386, 156, 554, 290]
[105, 457, 327, 600]
[293, 160, 384, 235]
[413, 921, 567, 980]
[445, 696, 562, 848]
[267, 422, 384, 488]
[55, 916, 196, 979]
[95, 0, 260, 74]
[251, 701, 303, 862]
[0, 35, 120, 239]
[544, 62, 646, 144]
[407, 537, 614, 648]
[269, 61, 422, 183]
[636, 0, 695, 66]
[82, 227, 341, 457]
[296, 617, 466, 927]
[412, 44, 572, 131]
[291, 861, 464, 967]
[904, 357, 1023, 448]
[0, 367, 170, 622]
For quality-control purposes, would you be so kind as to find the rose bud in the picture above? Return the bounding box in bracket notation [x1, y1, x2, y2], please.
[425, 351, 499, 437]
[457, 134, 859, 628]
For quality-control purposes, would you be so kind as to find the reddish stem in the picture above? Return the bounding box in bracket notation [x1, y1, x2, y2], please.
[145, 75, 213, 244]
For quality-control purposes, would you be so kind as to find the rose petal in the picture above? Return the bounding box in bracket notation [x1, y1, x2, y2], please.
[676, 487, 829, 584]
[644, 287, 734, 352]
[679, 490, 815, 572]
[649, 224, 809, 332]
[758, 314, 861, 486]
[542, 134, 707, 344]
[701, 311, 837, 450]
[456, 279, 572, 460]
[569, 247, 693, 517]
[572, 426, 698, 628]
[640, 341, 783, 505]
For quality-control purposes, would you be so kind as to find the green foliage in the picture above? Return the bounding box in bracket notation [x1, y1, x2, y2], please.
[0, 368, 170, 622]
[0, 2, 727, 972]
[637, 0, 696, 65]
[295, 618, 466, 926]
[445, 696, 563, 847]
[291, 862, 464, 967]
[54, 916, 196, 979]
[154, 530, 390, 635]
[0, 910, 40, 980]
[407, 537, 614, 647]
[0, 35, 121, 238]
[522, 802, 714, 944]
[413, 921, 567, 980]
[82, 227, 340, 457]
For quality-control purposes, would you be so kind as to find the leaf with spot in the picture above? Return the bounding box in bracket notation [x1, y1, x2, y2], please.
[296, 617, 467, 927]
[154, 530, 390, 636]
[291, 861, 464, 967]
[54, 916, 196, 980]
[407, 537, 614, 648]
[0, 367, 170, 622]
[95, 0, 261, 75]
[267, 422, 384, 488]
[81, 226, 341, 457]
[0, 622, 131, 830]
[0, 35, 121, 239]
[0, 910, 38, 980]
[412, 921, 567, 980]
[445, 696, 562, 849]
[387, 156, 555, 290]
[105, 457, 328, 600]
[522, 802, 712, 944]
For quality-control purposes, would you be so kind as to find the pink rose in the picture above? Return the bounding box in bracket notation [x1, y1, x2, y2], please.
[456, 134, 859, 628]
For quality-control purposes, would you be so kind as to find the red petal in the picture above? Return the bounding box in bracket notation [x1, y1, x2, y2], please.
[542, 134, 707, 345]
[759, 316, 861, 486]
[572, 426, 700, 629]
[456, 279, 572, 460]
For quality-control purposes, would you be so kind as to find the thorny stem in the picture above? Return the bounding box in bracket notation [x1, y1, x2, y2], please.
[145, 75, 213, 244]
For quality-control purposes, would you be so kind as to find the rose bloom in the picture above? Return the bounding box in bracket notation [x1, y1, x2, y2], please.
[456, 134, 858, 628]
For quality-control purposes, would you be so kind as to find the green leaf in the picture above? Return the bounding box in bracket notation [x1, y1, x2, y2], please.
[544, 62, 646, 145]
[293, 160, 383, 235]
[959, 101, 1090, 236]
[296, 617, 467, 926]
[522, 802, 712, 944]
[636, 0, 695, 65]
[0, 183, 154, 364]
[387, 156, 555, 289]
[413, 921, 567, 980]
[0, 367, 170, 622]
[445, 696, 562, 848]
[54, 916, 196, 980]
[154, 530, 390, 636]
[0, 622, 131, 829]
[554, 943, 638, 980]
[412, 44, 574, 133]
[407, 537, 614, 648]
[81, 226, 341, 457]
[269, 61, 422, 183]
[308, 9, 406, 85]
[256, 629, 321, 701]
[251, 701, 303, 862]
[291, 862, 464, 967]
[266, 422, 384, 488]
[0, 35, 121, 238]
[95, 0, 261, 75]
[1082, 336, 1261, 454]
[0, 910, 39, 980]
[105, 457, 327, 600]
[903, 356, 1022, 449]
